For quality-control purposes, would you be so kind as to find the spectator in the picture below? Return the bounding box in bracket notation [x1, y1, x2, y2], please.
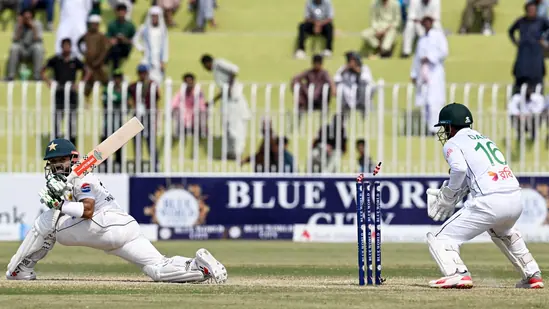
[156, 0, 181, 27]
[401, 0, 441, 58]
[171, 73, 207, 138]
[241, 119, 294, 173]
[310, 114, 347, 173]
[77, 15, 110, 97]
[108, 0, 133, 20]
[362, 0, 401, 58]
[281, 136, 295, 173]
[291, 54, 335, 116]
[127, 64, 160, 172]
[333, 51, 375, 113]
[509, 2, 549, 93]
[55, 0, 91, 56]
[459, 0, 498, 36]
[185, 0, 216, 33]
[101, 69, 125, 170]
[41, 38, 91, 146]
[295, 0, 334, 59]
[507, 85, 546, 143]
[241, 118, 273, 171]
[20, 0, 54, 31]
[0, 0, 19, 31]
[6, 8, 44, 81]
[133, 6, 169, 85]
[530, 0, 549, 19]
[356, 139, 374, 173]
[201, 54, 251, 160]
[106, 3, 136, 71]
[91, 0, 101, 15]
[271, 136, 294, 173]
[399, 0, 410, 26]
[410, 15, 448, 134]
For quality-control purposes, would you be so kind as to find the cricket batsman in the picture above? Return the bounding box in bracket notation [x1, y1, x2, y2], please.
[6, 138, 228, 284]
[426, 103, 543, 289]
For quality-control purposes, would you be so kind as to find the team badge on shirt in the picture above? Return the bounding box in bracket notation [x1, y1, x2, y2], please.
[81, 183, 91, 193]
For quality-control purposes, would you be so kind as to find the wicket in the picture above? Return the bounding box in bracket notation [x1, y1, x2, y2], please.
[356, 172, 382, 286]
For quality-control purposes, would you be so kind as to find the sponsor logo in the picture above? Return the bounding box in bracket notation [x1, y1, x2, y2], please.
[446, 148, 453, 159]
[73, 155, 98, 176]
[81, 183, 91, 193]
[93, 150, 103, 161]
[144, 184, 209, 228]
[488, 167, 514, 181]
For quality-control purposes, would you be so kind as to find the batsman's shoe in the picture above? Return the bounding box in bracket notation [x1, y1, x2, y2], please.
[429, 272, 473, 289]
[6, 265, 36, 280]
[516, 272, 544, 289]
[194, 248, 227, 284]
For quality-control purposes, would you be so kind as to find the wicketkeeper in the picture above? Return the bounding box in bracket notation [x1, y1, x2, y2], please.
[426, 103, 543, 289]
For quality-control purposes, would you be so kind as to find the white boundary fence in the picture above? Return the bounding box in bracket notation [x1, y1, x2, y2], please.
[0, 80, 545, 175]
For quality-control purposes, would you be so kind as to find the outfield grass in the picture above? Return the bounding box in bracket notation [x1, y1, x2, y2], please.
[0, 241, 548, 309]
[0, 0, 544, 174]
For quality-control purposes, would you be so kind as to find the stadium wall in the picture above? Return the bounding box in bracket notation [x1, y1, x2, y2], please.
[2, 173, 547, 242]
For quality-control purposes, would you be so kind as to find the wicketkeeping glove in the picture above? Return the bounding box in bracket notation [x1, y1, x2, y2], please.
[427, 185, 459, 222]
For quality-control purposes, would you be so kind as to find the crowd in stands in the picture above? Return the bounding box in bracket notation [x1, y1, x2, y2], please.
[294, 0, 501, 60]
[0, 0, 547, 173]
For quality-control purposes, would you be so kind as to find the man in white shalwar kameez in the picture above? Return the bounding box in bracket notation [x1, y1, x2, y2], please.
[56, 0, 92, 56]
[201, 54, 251, 160]
[133, 6, 169, 85]
[410, 15, 448, 134]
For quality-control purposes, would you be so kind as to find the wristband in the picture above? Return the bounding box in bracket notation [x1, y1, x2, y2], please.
[62, 202, 84, 218]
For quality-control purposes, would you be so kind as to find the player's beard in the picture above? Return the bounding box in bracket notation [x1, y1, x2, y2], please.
[45, 160, 72, 178]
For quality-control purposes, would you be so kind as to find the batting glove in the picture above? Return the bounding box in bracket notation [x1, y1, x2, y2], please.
[46, 174, 73, 200]
[39, 188, 64, 210]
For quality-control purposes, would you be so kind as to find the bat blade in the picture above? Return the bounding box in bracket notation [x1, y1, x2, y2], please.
[71, 117, 144, 179]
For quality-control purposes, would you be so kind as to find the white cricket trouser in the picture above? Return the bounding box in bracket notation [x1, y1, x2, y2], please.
[435, 190, 523, 244]
[402, 21, 425, 55]
[224, 95, 250, 157]
[56, 208, 165, 267]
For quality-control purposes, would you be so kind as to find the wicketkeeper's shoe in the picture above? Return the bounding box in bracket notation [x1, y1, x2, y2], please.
[516, 272, 544, 289]
[429, 272, 473, 289]
[194, 248, 228, 284]
[6, 265, 36, 280]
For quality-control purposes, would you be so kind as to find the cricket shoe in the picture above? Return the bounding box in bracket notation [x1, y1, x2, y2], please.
[6, 265, 36, 280]
[516, 272, 544, 289]
[294, 49, 306, 60]
[194, 248, 227, 284]
[429, 272, 473, 289]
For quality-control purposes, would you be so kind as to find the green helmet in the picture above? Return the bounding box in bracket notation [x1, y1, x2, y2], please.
[434, 103, 473, 144]
[44, 138, 79, 178]
[435, 103, 473, 128]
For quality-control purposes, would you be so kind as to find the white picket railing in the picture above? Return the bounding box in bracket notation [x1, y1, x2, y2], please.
[0, 80, 545, 175]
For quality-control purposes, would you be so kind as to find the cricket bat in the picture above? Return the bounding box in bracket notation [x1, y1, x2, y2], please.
[51, 117, 144, 226]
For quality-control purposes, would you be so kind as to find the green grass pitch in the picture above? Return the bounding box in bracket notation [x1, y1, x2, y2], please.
[0, 241, 548, 309]
[0, 0, 545, 174]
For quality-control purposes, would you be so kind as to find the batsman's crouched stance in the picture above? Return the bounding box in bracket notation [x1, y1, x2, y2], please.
[6, 139, 228, 284]
[426, 103, 542, 289]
